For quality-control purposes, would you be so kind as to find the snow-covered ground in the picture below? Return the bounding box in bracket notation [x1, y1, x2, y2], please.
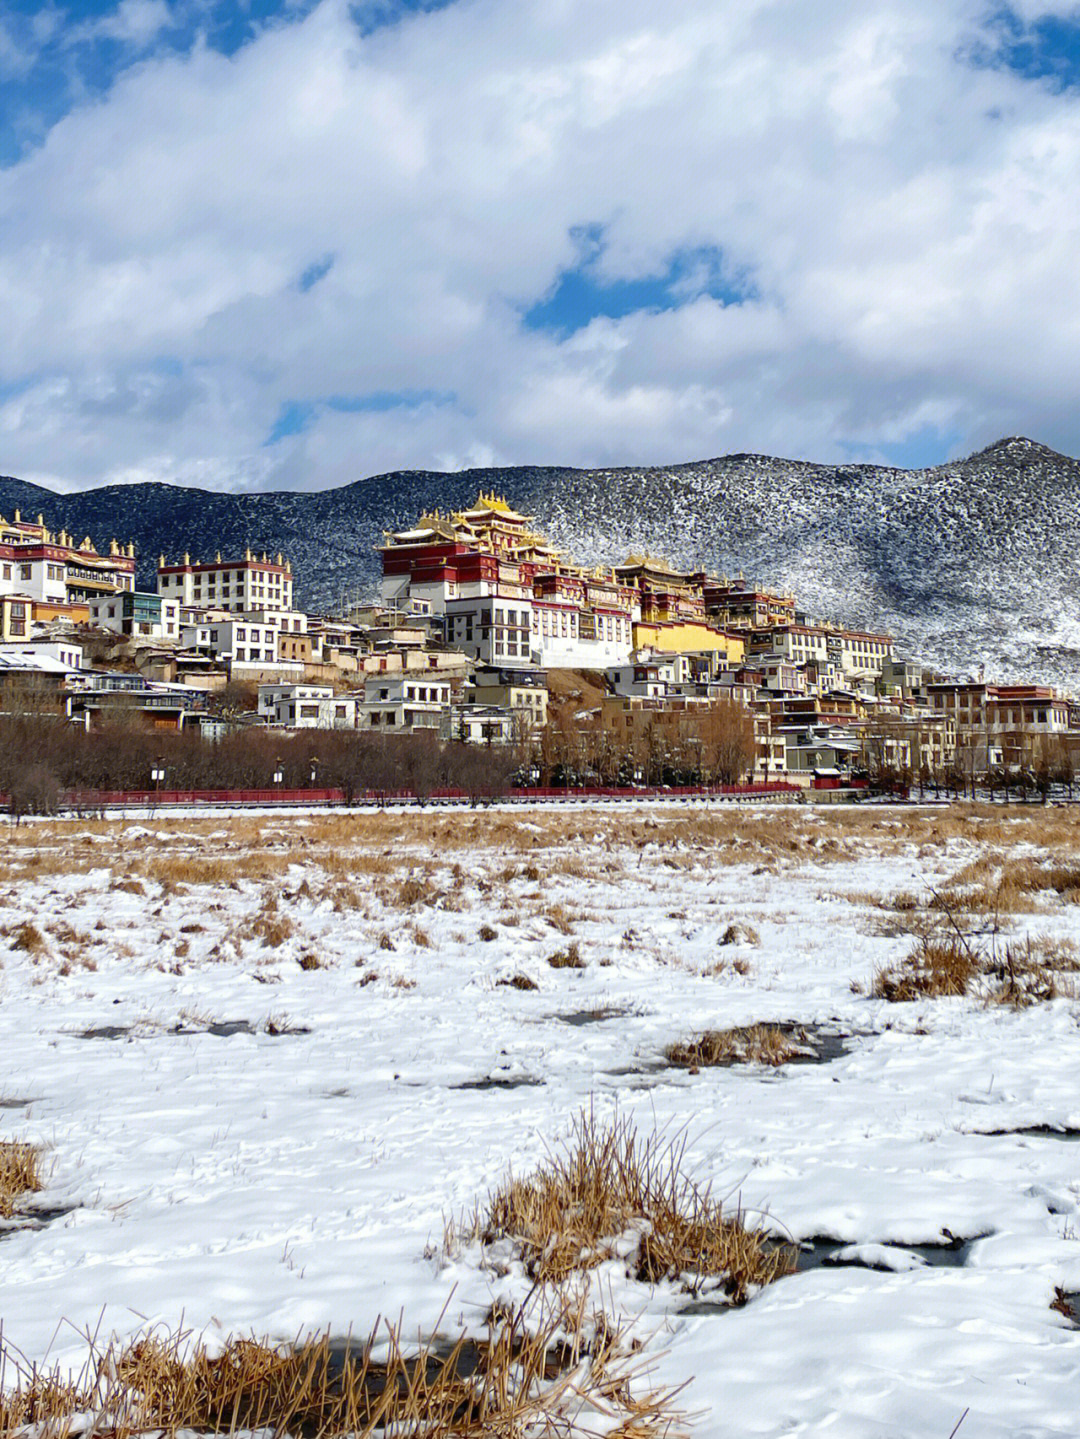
[2, 804, 1079, 1437]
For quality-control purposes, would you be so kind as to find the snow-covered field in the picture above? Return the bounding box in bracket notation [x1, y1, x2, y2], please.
[2, 803, 1080, 1437]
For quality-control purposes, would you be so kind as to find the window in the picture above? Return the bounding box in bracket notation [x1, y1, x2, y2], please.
[20, 564, 31, 581]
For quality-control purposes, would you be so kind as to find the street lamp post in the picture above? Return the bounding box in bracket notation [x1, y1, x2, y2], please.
[273, 759, 284, 790]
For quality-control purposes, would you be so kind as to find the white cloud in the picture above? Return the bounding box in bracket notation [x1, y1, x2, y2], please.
[2, 0, 1080, 490]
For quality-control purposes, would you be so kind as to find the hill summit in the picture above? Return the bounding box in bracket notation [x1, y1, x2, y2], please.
[2, 436, 1078, 686]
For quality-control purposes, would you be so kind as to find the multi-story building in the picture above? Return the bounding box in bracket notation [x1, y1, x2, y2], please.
[257, 684, 357, 729]
[749, 623, 893, 682]
[89, 591, 182, 641]
[181, 618, 283, 667]
[700, 576, 797, 631]
[927, 681, 1070, 772]
[357, 673, 456, 732]
[469, 667, 548, 732]
[381, 495, 638, 669]
[443, 703, 518, 745]
[858, 709, 956, 778]
[0, 511, 136, 606]
[157, 550, 294, 612]
[0, 640, 84, 671]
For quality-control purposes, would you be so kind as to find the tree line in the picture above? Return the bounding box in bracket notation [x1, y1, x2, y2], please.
[0, 689, 760, 814]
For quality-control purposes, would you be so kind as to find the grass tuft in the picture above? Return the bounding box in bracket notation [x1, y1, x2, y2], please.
[10, 922, 47, 957]
[547, 942, 585, 970]
[449, 1110, 793, 1303]
[873, 931, 1077, 1007]
[0, 1140, 42, 1218]
[0, 1297, 682, 1439]
[719, 923, 760, 947]
[665, 1025, 806, 1068]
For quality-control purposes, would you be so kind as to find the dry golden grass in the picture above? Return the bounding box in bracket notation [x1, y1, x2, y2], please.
[719, 923, 760, 947]
[983, 940, 1079, 1008]
[0, 1296, 683, 1439]
[665, 1025, 805, 1069]
[544, 905, 574, 935]
[0, 1140, 42, 1218]
[13, 802, 1080, 891]
[924, 852, 1080, 919]
[109, 877, 144, 895]
[449, 1110, 794, 1303]
[547, 943, 585, 969]
[396, 876, 430, 908]
[874, 930, 1078, 1007]
[9, 921, 47, 957]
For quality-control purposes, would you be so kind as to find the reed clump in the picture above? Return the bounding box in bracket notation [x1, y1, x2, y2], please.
[10, 922, 47, 957]
[0, 1297, 682, 1439]
[0, 1140, 42, 1218]
[665, 1025, 806, 1069]
[547, 943, 585, 970]
[450, 1110, 793, 1303]
[873, 932, 1077, 1007]
[872, 936, 981, 1002]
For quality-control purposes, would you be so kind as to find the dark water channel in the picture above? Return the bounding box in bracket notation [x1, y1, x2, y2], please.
[79, 1020, 309, 1040]
[680, 1230, 988, 1315]
[0, 1203, 78, 1240]
[555, 1007, 633, 1027]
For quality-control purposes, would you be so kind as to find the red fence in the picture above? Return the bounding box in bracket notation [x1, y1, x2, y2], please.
[6, 781, 804, 812]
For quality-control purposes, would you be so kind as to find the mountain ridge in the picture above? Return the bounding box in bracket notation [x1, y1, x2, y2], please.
[2, 436, 1077, 688]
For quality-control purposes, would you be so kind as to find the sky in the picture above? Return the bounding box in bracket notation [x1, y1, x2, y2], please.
[1, 0, 1080, 493]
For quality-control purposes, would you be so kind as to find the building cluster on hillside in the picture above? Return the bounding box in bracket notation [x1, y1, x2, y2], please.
[1, 494, 1078, 789]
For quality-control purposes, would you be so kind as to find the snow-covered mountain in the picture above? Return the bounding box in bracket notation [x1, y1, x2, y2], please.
[1, 435, 1076, 686]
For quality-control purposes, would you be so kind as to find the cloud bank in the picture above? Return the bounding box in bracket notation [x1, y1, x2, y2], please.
[1, 0, 1080, 491]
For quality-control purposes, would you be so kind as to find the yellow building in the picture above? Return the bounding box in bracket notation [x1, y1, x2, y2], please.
[632, 620, 745, 664]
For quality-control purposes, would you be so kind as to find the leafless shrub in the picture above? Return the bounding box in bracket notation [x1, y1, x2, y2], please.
[497, 974, 538, 991]
[479, 924, 498, 942]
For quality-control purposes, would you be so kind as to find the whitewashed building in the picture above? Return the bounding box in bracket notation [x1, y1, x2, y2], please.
[257, 684, 357, 729]
[158, 551, 295, 613]
[357, 674, 454, 732]
[89, 592, 182, 640]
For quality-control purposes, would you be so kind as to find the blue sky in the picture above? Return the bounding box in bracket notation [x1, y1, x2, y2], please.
[3, 0, 1080, 491]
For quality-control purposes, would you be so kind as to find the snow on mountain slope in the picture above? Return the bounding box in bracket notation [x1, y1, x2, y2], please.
[2, 435, 1076, 686]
